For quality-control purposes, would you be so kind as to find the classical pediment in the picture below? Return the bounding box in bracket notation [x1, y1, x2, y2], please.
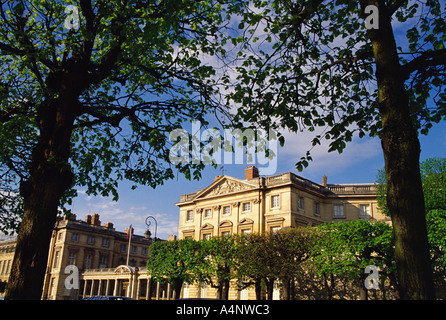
[201, 223, 214, 230]
[239, 218, 254, 225]
[114, 265, 134, 274]
[195, 176, 258, 199]
[219, 220, 233, 228]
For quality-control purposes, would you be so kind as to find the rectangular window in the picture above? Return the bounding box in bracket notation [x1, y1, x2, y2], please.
[203, 233, 212, 240]
[87, 236, 95, 244]
[270, 226, 281, 233]
[221, 231, 230, 237]
[271, 195, 280, 208]
[314, 202, 320, 215]
[71, 233, 79, 242]
[360, 204, 371, 217]
[242, 202, 251, 212]
[334, 205, 345, 218]
[131, 245, 137, 253]
[68, 252, 77, 265]
[186, 210, 194, 222]
[298, 197, 305, 210]
[50, 278, 56, 297]
[204, 209, 212, 218]
[99, 255, 108, 268]
[84, 254, 93, 269]
[102, 237, 109, 247]
[53, 251, 60, 269]
[223, 206, 230, 216]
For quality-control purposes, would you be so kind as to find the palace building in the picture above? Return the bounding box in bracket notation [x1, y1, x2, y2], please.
[175, 166, 388, 300]
[176, 166, 388, 241]
[1, 213, 176, 300]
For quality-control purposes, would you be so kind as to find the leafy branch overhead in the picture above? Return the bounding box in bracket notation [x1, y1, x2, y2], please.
[0, 0, 235, 299]
[0, 0, 232, 233]
[226, 0, 446, 169]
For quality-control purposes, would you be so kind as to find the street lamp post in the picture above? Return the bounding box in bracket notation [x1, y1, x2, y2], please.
[144, 216, 157, 241]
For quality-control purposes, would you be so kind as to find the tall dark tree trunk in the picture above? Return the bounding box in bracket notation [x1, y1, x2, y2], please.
[254, 278, 262, 300]
[173, 278, 184, 300]
[281, 277, 291, 300]
[265, 278, 274, 300]
[361, 0, 435, 300]
[6, 90, 77, 299]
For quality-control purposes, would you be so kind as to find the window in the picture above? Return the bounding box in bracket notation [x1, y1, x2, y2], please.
[99, 255, 108, 268]
[204, 209, 212, 218]
[360, 204, 371, 217]
[298, 197, 305, 210]
[50, 278, 56, 297]
[68, 252, 77, 265]
[271, 195, 280, 208]
[334, 204, 345, 218]
[223, 206, 230, 216]
[270, 226, 281, 233]
[85, 254, 93, 269]
[120, 244, 127, 252]
[314, 202, 320, 215]
[131, 245, 137, 253]
[241, 229, 252, 235]
[242, 202, 251, 212]
[87, 236, 95, 244]
[71, 233, 79, 242]
[221, 231, 230, 237]
[102, 237, 109, 247]
[186, 210, 193, 222]
[142, 248, 148, 255]
[53, 251, 60, 269]
[203, 233, 212, 240]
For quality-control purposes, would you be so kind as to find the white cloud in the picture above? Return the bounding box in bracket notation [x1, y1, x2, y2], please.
[279, 128, 382, 178]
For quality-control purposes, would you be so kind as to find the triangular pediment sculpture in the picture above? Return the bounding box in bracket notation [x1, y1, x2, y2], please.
[195, 176, 258, 199]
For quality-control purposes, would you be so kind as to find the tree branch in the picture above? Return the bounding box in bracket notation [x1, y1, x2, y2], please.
[388, 0, 409, 16]
[401, 49, 446, 80]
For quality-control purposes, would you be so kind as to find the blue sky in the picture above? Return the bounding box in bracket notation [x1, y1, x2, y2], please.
[67, 120, 446, 239]
[67, 0, 446, 240]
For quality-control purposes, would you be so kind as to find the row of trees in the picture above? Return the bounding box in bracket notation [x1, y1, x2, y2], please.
[147, 158, 446, 300]
[147, 221, 396, 300]
[147, 213, 446, 300]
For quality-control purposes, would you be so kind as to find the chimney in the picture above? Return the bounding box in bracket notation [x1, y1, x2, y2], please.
[103, 222, 114, 230]
[322, 174, 327, 187]
[92, 213, 101, 226]
[85, 214, 92, 224]
[167, 235, 177, 241]
[245, 166, 259, 180]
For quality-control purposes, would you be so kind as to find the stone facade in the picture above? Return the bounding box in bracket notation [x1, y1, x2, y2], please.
[175, 166, 388, 300]
[0, 213, 173, 300]
[176, 166, 388, 240]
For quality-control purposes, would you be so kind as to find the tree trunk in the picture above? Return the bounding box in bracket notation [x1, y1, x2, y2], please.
[361, 0, 435, 300]
[173, 278, 183, 300]
[265, 278, 274, 300]
[222, 278, 230, 300]
[5, 95, 76, 300]
[254, 278, 262, 300]
[281, 277, 291, 300]
[359, 276, 368, 300]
